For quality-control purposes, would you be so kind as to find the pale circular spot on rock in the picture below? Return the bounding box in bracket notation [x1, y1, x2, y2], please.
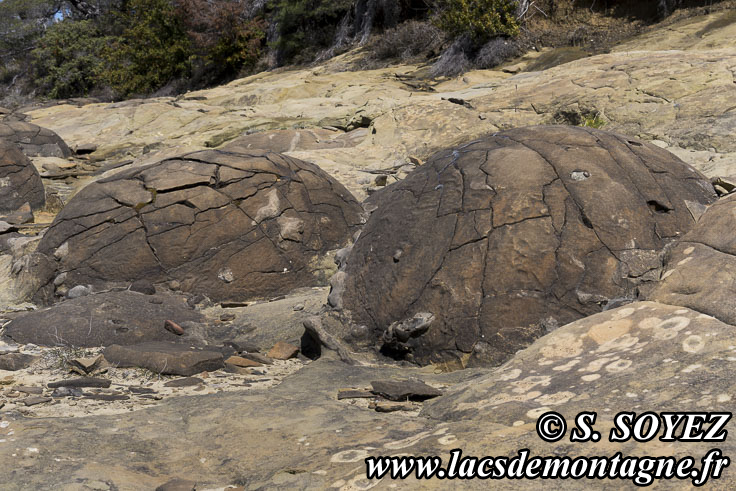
[535, 391, 576, 406]
[677, 256, 693, 266]
[682, 335, 705, 354]
[340, 473, 382, 491]
[512, 420, 525, 427]
[597, 333, 639, 353]
[605, 359, 633, 373]
[638, 317, 662, 330]
[675, 309, 689, 315]
[331, 449, 369, 463]
[539, 333, 584, 360]
[383, 431, 432, 450]
[553, 359, 580, 372]
[499, 368, 522, 381]
[717, 394, 731, 403]
[588, 319, 633, 345]
[657, 317, 690, 332]
[611, 307, 636, 320]
[683, 246, 695, 255]
[581, 374, 601, 382]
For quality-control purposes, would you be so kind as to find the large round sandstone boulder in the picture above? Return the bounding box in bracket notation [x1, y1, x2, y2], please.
[647, 192, 736, 326]
[0, 140, 45, 213]
[0, 121, 71, 158]
[329, 126, 717, 367]
[37, 149, 364, 302]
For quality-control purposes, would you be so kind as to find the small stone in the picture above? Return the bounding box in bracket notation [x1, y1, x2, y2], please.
[224, 364, 252, 375]
[240, 352, 273, 365]
[48, 377, 111, 389]
[267, 341, 299, 360]
[155, 478, 196, 491]
[370, 379, 442, 401]
[164, 320, 185, 336]
[69, 354, 103, 374]
[0, 202, 33, 225]
[128, 386, 156, 394]
[225, 356, 262, 368]
[67, 285, 91, 299]
[293, 303, 305, 311]
[83, 393, 130, 401]
[220, 301, 248, 308]
[163, 377, 203, 388]
[220, 313, 236, 322]
[53, 272, 67, 287]
[16, 386, 43, 395]
[337, 389, 374, 400]
[74, 143, 97, 155]
[22, 396, 52, 406]
[374, 402, 415, 413]
[130, 279, 156, 295]
[51, 386, 83, 398]
[0, 340, 20, 354]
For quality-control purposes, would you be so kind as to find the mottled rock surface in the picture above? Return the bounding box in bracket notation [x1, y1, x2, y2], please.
[4, 291, 204, 347]
[35, 149, 363, 302]
[647, 192, 736, 326]
[331, 126, 716, 367]
[103, 341, 224, 376]
[222, 127, 367, 153]
[0, 121, 71, 158]
[0, 141, 45, 213]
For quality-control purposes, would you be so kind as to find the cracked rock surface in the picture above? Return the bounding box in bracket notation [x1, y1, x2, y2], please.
[0, 121, 71, 158]
[647, 192, 736, 326]
[332, 126, 717, 367]
[0, 140, 45, 213]
[35, 149, 364, 303]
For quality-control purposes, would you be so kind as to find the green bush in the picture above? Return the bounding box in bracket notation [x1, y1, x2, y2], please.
[435, 0, 520, 43]
[100, 0, 192, 97]
[31, 20, 108, 99]
[271, 0, 354, 64]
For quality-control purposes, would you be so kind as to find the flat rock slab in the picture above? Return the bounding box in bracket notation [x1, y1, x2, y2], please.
[370, 379, 443, 401]
[0, 353, 38, 371]
[48, 377, 111, 389]
[21, 396, 52, 406]
[82, 393, 130, 401]
[266, 341, 299, 360]
[4, 291, 204, 347]
[164, 377, 204, 388]
[103, 342, 224, 376]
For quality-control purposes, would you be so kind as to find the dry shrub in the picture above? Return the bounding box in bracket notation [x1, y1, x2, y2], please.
[474, 37, 522, 69]
[370, 20, 445, 61]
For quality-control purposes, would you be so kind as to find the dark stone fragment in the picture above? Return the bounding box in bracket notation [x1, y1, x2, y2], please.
[164, 377, 203, 388]
[370, 379, 442, 401]
[48, 378, 112, 389]
[103, 342, 224, 376]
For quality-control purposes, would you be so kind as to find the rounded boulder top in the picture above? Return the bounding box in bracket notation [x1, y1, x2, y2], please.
[0, 121, 71, 158]
[0, 140, 45, 213]
[331, 125, 717, 368]
[37, 149, 364, 302]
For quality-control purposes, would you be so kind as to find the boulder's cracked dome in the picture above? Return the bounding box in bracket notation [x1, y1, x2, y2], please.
[0, 121, 71, 158]
[331, 125, 717, 367]
[0, 140, 46, 213]
[37, 149, 364, 302]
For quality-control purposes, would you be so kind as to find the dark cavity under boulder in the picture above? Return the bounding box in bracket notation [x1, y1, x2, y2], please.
[0, 121, 71, 158]
[36, 149, 364, 302]
[328, 125, 717, 367]
[4, 291, 204, 347]
[0, 140, 45, 213]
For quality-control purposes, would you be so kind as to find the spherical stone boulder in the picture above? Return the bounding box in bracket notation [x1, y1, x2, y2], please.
[330, 126, 717, 367]
[0, 140, 45, 213]
[646, 192, 736, 326]
[0, 121, 71, 158]
[36, 149, 364, 302]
